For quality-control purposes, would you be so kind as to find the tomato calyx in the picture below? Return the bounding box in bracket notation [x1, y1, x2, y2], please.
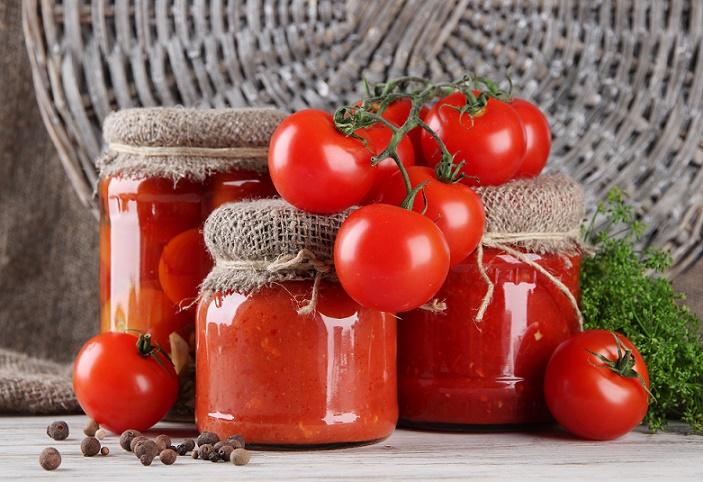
[129, 329, 175, 378]
[587, 331, 654, 402]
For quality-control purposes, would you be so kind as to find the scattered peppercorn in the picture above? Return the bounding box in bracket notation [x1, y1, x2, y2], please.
[191, 449, 199, 460]
[231, 448, 251, 466]
[95, 429, 106, 441]
[46, 421, 69, 441]
[174, 444, 188, 456]
[208, 450, 221, 462]
[182, 438, 196, 452]
[83, 419, 99, 437]
[197, 431, 220, 447]
[139, 453, 154, 466]
[100, 446, 110, 456]
[133, 439, 160, 461]
[130, 436, 149, 453]
[154, 434, 171, 451]
[120, 429, 142, 452]
[81, 437, 101, 457]
[218, 444, 234, 461]
[198, 443, 214, 459]
[39, 447, 61, 470]
[160, 448, 177, 465]
[229, 434, 246, 448]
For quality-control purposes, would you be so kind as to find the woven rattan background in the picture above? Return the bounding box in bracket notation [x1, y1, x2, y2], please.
[23, 0, 703, 276]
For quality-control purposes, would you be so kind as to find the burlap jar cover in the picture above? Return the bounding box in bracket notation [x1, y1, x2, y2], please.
[97, 106, 288, 419]
[473, 173, 586, 323]
[200, 198, 352, 313]
[99, 107, 288, 180]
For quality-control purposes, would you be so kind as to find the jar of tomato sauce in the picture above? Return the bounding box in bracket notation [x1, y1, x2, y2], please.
[397, 174, 585, 430]
[98, 107, 287, 419]
[196, 199, 398, 448]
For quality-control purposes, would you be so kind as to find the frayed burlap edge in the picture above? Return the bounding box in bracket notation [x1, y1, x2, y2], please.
[0, 348, 80, 415]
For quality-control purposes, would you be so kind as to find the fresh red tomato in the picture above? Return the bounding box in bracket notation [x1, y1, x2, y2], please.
[378, 98, 430, 165]
[544, 330, 650, 440]
[377, 166, 485, 265]
[268, 109, 377, 214]
[334, 204, 450, 312]
[420, 91, 527, 186]
[510, 98, 552, 178]
[158, 227, 213, 309]
[73, 331, 179, 434]
[358, 124, 415, 204]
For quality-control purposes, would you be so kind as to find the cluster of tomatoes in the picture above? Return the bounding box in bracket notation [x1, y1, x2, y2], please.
[268, 76, 551, 313]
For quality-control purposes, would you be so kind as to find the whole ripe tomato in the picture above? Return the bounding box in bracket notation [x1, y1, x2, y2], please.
[544, 329, 651, 440]
[377, 166, 485, 265]
[510, 98, 552, 178]
[268, 109, 377, 214]
[358, 123, 415, 204]
[204, 170, 277, 213]
[73, 331, 179, 434]
[334, 203, 450, 313]
[420, 91, 527, 186]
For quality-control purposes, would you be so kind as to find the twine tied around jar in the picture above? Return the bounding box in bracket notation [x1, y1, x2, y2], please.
[200, 199, 351, 316]
[472, 174, 587, 328]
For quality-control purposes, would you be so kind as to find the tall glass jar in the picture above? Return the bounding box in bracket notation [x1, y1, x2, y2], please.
[98, 107, 287, 420]
[196, 199, 398, 448]
[397, 174, 585, 430]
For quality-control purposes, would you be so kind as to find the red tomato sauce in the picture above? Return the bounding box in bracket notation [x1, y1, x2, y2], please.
[195, 282, 398, 448]
[397, 247, 581, 429]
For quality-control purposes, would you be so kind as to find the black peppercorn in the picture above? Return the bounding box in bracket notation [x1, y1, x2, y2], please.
[39, 447, 61, 470]
[81, 437, 101, 457]
[46, 421, 69, 441]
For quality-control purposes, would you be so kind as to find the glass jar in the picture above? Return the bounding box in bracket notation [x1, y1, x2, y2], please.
[397, 174, 585, 430]
[98, 107, 286, 420]
[195, 198, 398, 448]
[196, 282, 397, 448]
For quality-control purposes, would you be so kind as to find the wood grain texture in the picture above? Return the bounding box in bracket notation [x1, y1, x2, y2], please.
[1, 415, 701, 480]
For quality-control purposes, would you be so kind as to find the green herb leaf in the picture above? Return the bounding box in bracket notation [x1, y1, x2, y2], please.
[581, 188, 703, 434]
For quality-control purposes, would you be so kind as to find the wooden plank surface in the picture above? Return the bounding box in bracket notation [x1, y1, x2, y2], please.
[1, 414, 702, 480]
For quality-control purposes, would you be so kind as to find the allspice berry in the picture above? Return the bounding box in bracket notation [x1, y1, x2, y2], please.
[231, 448, 251, 466]
[197, 431, 220, 447]
[46, 421, 69, 441]
[160, 448, 178, 465]
[83, 419, 100, 437]
[218, 444, 234, 461]
[129, 436, 149, 453]
[198, 443, 214, 459]
[39, 447, 61, 470]
[100, 446, 110, 456]
[154, 434, 172, 451]
[81, 437, 101, 457]
[119, 429, 142, 452]
[229, 434, 246, 448]
[133, 439, 160, 461]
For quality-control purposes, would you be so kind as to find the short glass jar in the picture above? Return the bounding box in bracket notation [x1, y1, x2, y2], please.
[98, 107, 286, 419]
[195, 199, 398, 448]
[397, 174, 585, 430]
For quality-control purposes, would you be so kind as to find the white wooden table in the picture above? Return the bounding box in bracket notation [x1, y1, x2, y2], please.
[1, 414, 701, 480]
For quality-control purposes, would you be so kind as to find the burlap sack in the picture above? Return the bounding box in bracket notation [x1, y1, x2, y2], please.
[99, 106, 288, 180]
[201, 198, 351, 300]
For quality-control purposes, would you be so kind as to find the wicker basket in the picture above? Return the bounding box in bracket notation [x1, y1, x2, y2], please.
[22, 0, 703, 276]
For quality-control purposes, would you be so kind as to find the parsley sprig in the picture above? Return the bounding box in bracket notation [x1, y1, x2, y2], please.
[581, 187, 703, 434]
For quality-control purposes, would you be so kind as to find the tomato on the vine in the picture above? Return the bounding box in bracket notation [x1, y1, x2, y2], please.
[73, 331, 179, 434]
[544, 329, 651, 440]
[377, 166, 486, 265]
[510, 98, 552, 178]
[420, 91, 527, 186]
[377, 98, 430, 164]
[357, 123, 415, 204]
[334, 203, 450, 313]
[268, 109, 377, 214]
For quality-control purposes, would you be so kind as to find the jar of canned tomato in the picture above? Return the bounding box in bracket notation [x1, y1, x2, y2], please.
[196, 199, 398, 448]
[397, 174, 585, 430]
[98, 107, 287, 419]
